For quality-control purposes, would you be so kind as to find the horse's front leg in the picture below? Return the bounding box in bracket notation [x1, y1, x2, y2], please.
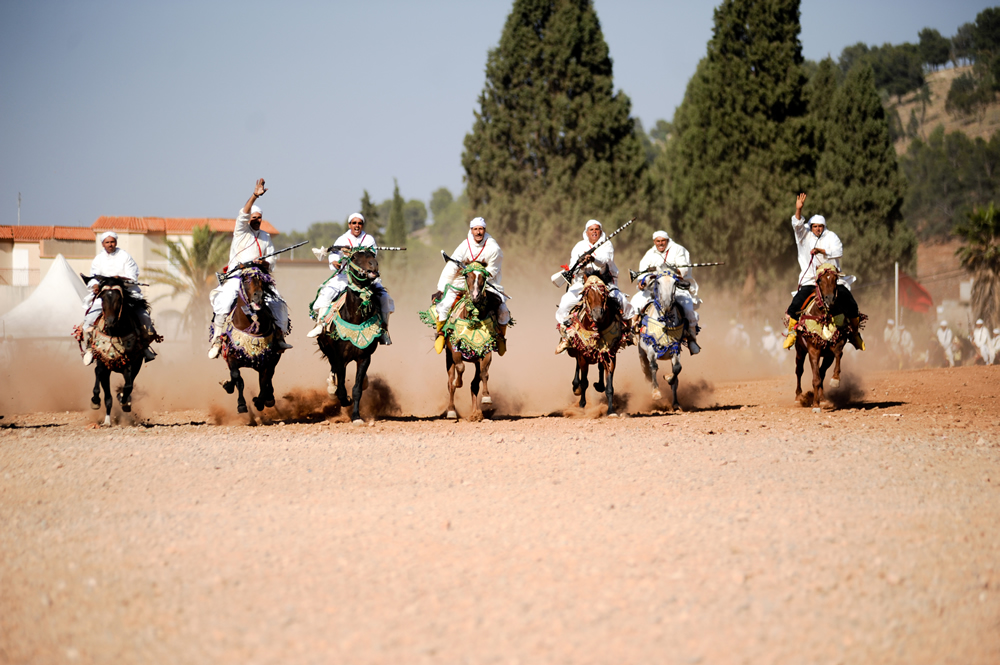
[809, 347, 824, 410]
[230, 363, 247, 413]
[593, 364, 606, 393]
[643, 346, 661, 401]
[350, 354, 372, 424]
[572, 361, 583, 396]
[576, 358, 589, 408]
[604, 358, 616, 416]
[468, 359, 484, 423]
[479, 352, 492, 410]
[260, 362, 277, 408]
[91, 369, 102, 411]
[118, 359, 140, 413]
[829, 344, 844, 388]
[668, 353, 682, 412]
[445, 351, 460, 420]
[99, 364, 113, 426]
[794, 343, 806, 401]
[334, 359, 350, 407]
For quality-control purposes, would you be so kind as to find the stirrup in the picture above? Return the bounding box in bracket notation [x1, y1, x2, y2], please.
[143, 347, 157, 361]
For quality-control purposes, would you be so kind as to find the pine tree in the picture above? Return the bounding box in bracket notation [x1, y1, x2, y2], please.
[385, 179, 407, 248]
[663, 0, 812, 296]
[462, 0, 650, 253]
[805, 57, 839, 155]
[815, 64, 915, 285]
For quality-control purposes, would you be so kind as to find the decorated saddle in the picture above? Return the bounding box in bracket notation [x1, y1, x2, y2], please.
[419, 286, 507, 360]
[794, 292, 866, 348]
[310, 284, 384, 351]
[638, 304, 687, 360]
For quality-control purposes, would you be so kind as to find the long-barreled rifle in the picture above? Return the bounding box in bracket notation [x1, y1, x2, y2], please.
[550, 217, 636, 287]
[629, 261, 726, 284]
[216, 240, 309, 285]
[440, 250, 505, 297]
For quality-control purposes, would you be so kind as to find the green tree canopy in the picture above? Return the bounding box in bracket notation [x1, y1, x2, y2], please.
[814, 64, 915, 284]
[918, 28, 951, 70]
[952, 22, 976, 66]
[462, 0, 650, 253]
[360, 189, 381, 241]
[385, 179, 407, 248]
[663, 0, 812, 295]
[838, 42, 924, 102]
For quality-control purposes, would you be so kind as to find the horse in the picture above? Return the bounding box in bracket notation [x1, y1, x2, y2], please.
[562, 274, 631, 415]
[793, 263, 864, 410]
[315, 249, 384, 424]
[83, 276, 156, 426]
[421, 261, 502, 421]
[635, 270, 689, 412]
[214, 265, 285, 413]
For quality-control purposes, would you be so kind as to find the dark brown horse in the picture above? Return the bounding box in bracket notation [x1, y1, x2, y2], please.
[794, 263, 851, 410]
[85, 276, 150, 426]
[564, 275, 630, 415]
[441, 262, 501, 422]
[216, 266, 284, 413]
[316, 249, 383, 424]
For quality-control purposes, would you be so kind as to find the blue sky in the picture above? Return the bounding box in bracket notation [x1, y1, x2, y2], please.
[0, 1, 992, 232]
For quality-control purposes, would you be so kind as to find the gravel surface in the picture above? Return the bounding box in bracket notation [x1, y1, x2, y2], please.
[2, 363, 998, 664]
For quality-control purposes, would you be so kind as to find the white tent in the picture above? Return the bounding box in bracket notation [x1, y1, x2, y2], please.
[1, 254, 88, 339]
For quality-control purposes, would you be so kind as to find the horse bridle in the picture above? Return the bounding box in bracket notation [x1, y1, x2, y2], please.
[98, 282, 125, 327]
[347, 252, 379, 283]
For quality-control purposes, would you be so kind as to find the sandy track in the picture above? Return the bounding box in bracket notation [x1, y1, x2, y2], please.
[2, 364, 999, 664]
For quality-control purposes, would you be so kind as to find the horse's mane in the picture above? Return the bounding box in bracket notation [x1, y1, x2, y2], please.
[91, 276, 151, 315]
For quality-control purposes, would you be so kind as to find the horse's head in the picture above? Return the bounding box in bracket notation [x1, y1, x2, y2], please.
[815, 262, 840, 310]
[650, 270, 679, 310]
[346, 249, 380, 287]
[97, 277, 126, 329]
[462, 261, 490, 304]
[239, 266, 271, 312]
[581, 275, 610, 325]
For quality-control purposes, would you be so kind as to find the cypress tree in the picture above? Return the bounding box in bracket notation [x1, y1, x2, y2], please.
[385, 179, 407, 248]
[360, 189, 381, 242]
[462, 0, 650, 252]
[815, 64, 915, 284]
[663, 0, 812, 296]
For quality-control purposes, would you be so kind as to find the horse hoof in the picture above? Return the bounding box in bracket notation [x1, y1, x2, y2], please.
[446, 410, 458, 420]
[481, 395, 493, 406]
[651, 389, 662, 401]
[593, 382, 606, 393]
[237, 404, 248, 414]
[352, 419, 365, 426]
[264, 398, 275, 408]
[829, 378, 840, 388]
[607, 412, 618, 418]
[221, 381, 235, 395]
[121, 404, 131, 413]
[103, 416, 111, 427]
[573, 386, 582, 396]
[812, 407, 822, 413]
[90, 399, 100, 410]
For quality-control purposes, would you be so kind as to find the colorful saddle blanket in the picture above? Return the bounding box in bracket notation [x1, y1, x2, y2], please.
[419, 288, 504, 360]
[639, 304, 685, 360]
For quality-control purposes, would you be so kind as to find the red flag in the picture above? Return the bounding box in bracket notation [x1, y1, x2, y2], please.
[899, 271, 933, 313]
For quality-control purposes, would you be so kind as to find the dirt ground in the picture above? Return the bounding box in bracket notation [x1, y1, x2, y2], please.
[2, 349, 999, 663]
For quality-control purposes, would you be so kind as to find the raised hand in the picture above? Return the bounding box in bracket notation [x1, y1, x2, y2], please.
[795, 192, 807, 218]
[254, 178, 267, 198]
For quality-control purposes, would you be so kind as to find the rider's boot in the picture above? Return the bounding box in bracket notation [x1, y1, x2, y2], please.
[782, 317, 798, 350]
[554, 324, 570, 354]
[495, 323, 507, 357]
[688, 334, 701, 355]
[208, 314, 227, 359]
[143, 346, 157, 362]
[849, 316, 865, 351]
[379, 312, 392, 346]
[82, 328, 95, 366]
[275, 330, 293, 350]
[434, 320, 447, 354]
[306, 320, 325, 338]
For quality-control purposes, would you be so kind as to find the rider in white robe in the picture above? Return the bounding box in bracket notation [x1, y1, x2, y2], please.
[208, 178, 291, 359]
[306, 213, 395, 344]
[973, 319, 994, 365]
[432, 217, 511, 355]
[81, 231, 157, 364]
[555, 219, 634, 353]
[629, 230, 701, 354]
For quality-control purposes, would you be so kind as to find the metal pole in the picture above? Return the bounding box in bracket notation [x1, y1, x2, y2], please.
[894, 262, 899, 326]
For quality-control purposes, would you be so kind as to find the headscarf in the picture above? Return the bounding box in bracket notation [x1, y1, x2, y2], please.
[582, 219, 605, 242]
[808, 215, 826, 229]
[469, 217, 486, 229]
[100, 231, 118, 243]
[976, 318, 984, 325]
[348, 212, 365, 225]
[887, 319, 894, 325]
[940, 320, 948, 327]
[250, 204, 263, 217]
[652, 230, 669, 241]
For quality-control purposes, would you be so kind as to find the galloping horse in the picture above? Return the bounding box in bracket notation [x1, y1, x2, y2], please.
[82, 276, 158, 426]
[421, 260, 502, 421]
[214, 264, 285, 413]
[315, 249, 384, 424]
[562, 274, 631, 415]
[635, 269, 690, 412]
[793, 262, 865, 410]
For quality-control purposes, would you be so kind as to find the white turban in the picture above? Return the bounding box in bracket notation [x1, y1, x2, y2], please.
[652, 230, 669, 241]
[100, 231, 118, 243]
[808, 215, 826, 228]
[940, 320, 948, 326]
[348, 212, 365, 224]
[250, 204, 263, 216]
[994, 328, 1000, 334]
[976, 318, 984, 325]
[887, 319, 894, 325]
[469, 217, 486, 229]
[585, 219, 602, 231]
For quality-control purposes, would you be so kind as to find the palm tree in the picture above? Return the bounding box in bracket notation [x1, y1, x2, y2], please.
[954, 202, 1000, 328]
[146, 225, 229, 335]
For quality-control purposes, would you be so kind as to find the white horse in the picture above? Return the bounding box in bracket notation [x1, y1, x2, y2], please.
[635, 270, 690, 411]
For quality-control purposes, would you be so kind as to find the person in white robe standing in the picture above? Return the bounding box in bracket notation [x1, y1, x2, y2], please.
[208, 178, 292, 359]
[629, 230, 701, 354]
[972, 318, 994, 364]
[555, 219, 634, 354]
[432, 217, 511, 355]
[81, 231, 158, 365]
[306, 213, 395, 344]
[937, 320, 955, 367]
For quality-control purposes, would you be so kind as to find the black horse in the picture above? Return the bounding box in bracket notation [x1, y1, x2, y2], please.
[316, 249, 384, 424]
[215, 266, 285, 413]
[83, 276, 155, 426]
